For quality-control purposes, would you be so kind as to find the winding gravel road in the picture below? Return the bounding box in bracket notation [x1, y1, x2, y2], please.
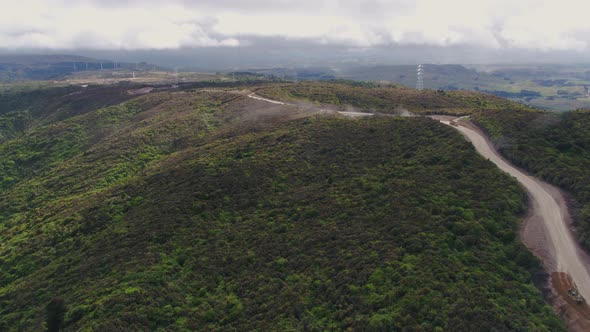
[245, 91, 590, 301]
[442, 120, 590, 301]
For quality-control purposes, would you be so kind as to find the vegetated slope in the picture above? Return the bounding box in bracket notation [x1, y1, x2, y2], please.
[473, 109, 590, 250]
[0, 85, 135, 142]
[0, 85, 564, 331]
[256, 81, 531, 115]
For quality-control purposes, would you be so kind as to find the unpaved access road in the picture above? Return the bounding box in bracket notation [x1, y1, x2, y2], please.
[441, 119, 590, 302]
[247, 93, 374, 117]
[245, 91, 590, 309]
[247, 93, 292, 105]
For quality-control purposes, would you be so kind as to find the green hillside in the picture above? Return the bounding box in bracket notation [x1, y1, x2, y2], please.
[0, 85, 135, 142]
[474, 108, 590, 250]
[0, 83, 563, 330]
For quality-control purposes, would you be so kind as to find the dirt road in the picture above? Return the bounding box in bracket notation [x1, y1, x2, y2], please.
[243, 91, 590, 327]
[246, 91, 590, 326]
[247, 93, 373, 117]
[247, 93, 292, 105]
[245, 92, 590, 299]
[441, 119, 590, 302]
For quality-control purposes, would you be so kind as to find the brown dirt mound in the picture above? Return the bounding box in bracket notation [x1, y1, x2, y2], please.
[552, 272, 590, 331]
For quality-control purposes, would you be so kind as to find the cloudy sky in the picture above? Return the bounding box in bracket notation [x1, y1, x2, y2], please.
[3, 0, 590, 50]
[1, 0, 590, 65]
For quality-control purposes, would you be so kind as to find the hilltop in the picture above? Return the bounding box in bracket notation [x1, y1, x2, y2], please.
[256, 81, 532, 115]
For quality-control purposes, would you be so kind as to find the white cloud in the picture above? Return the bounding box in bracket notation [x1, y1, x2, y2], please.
[0, 1, 236, 49]
[0, 0, 590, 51]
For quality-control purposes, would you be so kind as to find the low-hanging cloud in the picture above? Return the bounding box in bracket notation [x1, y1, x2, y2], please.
[1, 0, 590, 51]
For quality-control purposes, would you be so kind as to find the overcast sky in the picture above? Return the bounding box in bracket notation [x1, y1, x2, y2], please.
[1, 0, 590, 66]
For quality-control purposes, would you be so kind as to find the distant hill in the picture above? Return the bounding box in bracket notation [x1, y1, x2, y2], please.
[250, 64, 590, 111]
[0, 54, 164, 82]
[0, 54, 97, 65]
[339, 64, 490, 90]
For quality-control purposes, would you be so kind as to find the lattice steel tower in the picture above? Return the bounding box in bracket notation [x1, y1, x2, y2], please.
[416, 64, 424, 91]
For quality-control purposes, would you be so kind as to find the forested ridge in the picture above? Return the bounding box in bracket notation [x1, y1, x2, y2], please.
[0, 83, 564, 330]
[474, 108, 590, 251]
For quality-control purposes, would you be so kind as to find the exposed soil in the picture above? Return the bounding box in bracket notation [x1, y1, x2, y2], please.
[552, 272, 590, 330]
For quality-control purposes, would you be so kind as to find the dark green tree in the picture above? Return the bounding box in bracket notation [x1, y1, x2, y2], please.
[45, 297, 67, 332]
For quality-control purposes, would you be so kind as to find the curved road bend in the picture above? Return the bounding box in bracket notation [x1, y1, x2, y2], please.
[442, 120, 590, 300]
[245, 91, 590, 300]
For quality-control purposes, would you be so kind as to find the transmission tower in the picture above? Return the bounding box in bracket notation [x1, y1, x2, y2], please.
[237, 32, 242, 71]
[416, 64, 424, 91]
